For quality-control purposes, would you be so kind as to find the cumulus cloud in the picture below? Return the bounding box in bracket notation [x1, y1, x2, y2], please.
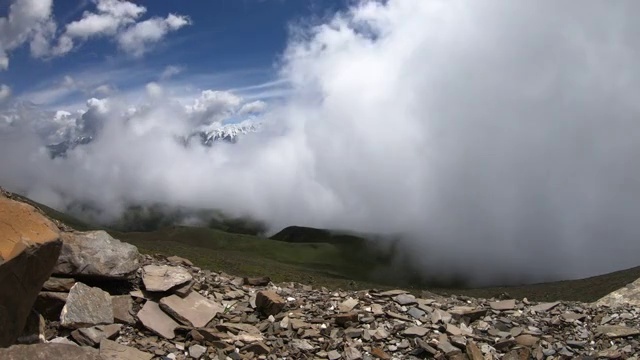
[64, 0, 144, 38]
[3, 0, 640, 285]
[186, 90, 243, 126]
[0, 0, 55, 69]
[6, 0, 191, 59]
[55, 0, 190, 57]
[116, 14, 190, 57]
[0, 85, 12, 102]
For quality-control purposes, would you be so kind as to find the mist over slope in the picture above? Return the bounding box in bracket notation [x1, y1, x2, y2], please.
[2, 0, 640, 285]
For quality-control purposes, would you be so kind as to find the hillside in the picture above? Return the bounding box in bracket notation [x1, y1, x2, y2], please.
[15, 191, 640, 303]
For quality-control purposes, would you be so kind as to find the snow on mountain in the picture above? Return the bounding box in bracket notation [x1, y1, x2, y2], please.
[194, 121, 261, 145]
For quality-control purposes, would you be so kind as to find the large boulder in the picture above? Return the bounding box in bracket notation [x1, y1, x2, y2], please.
[53, 230, 139, 279]
[0, 193, 62, 348]
[595, 277, 640, 307]
[0, 343, 101, 359]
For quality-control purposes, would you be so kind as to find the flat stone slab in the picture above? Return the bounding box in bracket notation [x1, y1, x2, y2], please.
[596, 325, 640, 338]
[100, 339, 154, 360]
[404, 326, 429, 336]
[112, 295, 135, 324]
[375, 289, 408, 297]
[489, 299, 516, 311]
[393, 294, 417, 305]
[0, 343, 101, 359]
[137, 301, 179, 339]
[142, 265, 192, 292]
[340, 298, 359, 312]
[42, 277, 76, 292]
[60, 282, 114, 328]
[160, 291, 223, 327]
[71, 324, 122, 346]
[529, 302, 560, 312]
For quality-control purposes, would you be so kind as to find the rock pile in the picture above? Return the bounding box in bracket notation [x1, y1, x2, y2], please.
[2, 191, 640, 359]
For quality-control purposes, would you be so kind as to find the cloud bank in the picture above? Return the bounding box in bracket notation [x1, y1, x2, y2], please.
[3, 0, 640, 285]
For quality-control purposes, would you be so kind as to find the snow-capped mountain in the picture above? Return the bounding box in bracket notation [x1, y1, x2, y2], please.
[0, 100, 262, 158]
[192, 122, 261, 146]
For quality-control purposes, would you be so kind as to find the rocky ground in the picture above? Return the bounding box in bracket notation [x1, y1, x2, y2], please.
[2, 190, 640, 359]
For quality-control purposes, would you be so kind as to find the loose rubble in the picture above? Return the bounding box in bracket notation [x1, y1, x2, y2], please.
[7, 249, 640, 360]
[3, 190, 640, 359]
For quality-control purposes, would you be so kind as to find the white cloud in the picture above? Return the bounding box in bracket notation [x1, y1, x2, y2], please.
[0, 0, 190, 60]
[145, 82, 163, 98]
[0, 85, 12, 102]
[4, 0, 640, 285]
[116, 14, 190, 57]
[186, 90, 243, 126]
[160, 65, 183, 80]
[65, 0, 144, 39]
[0, 0, 55, 69]
[58, 1, 190, 57]
[238, 100, 267, 114]
[92, 84, 115, 96]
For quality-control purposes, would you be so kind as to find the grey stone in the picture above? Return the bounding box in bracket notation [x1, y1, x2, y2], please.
[112, 295, 135, 324]
[71, 323, 122, 346]
[515, 334, 539, 347]
[189, 344, 207, 358]
[596, 325, 640, 338]
[54, 231, 139, 279]
[291, 339, 315, 351]
[345, 328, 364, 338]
[530, 302, 560, 312]
[240, 342, 270, 355]
[0, 343, 101, 359]
[159, 291, 222, 327]
[60, 282, 114, 328]
[340, 298, 359, 312]
[100, 339, 153, 360]
[466, 341, 484, 360]
[489, 299, 516, 311]
[596, 278, 640, 307]
[142, 265, 192, 292]
[393, 294, 417, 305]
[49, 337, 78, 346]
[438, 340, 461, 355]
[167, 255, 193, 267]
[42, 277, 76, 292]
[403, 326, 429, 336]
[137, 301, 179, 339]
[376, 289, 408, 297]
[172, 280, 193, 297]
[344, 346, 362, 360]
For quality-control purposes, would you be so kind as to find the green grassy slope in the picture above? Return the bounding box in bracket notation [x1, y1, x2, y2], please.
[14, 190, 639, 302]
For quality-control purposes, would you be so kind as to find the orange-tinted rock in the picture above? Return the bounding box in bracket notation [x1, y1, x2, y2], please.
[256, 290, 286, 316]
[0, 193, 62, 347]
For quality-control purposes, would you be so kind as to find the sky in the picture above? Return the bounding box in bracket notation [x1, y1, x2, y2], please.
[2, 0, 640, 285]
[0, 0, 347, 108]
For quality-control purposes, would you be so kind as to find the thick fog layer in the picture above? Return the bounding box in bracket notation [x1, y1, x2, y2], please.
[2, 0, 640, 284]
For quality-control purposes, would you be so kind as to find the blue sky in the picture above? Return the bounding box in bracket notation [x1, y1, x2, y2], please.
[0, 0, 347, 109]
